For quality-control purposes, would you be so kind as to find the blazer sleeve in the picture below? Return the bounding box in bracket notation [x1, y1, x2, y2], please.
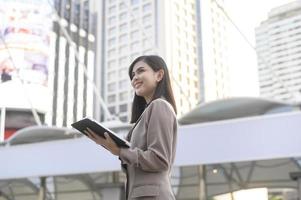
[119, 100, 176, 172]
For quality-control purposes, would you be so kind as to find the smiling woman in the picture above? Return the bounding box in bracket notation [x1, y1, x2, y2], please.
[130, 61, 163, 104]
[85, 55, 178, 200]
[128, 55, 177, 123]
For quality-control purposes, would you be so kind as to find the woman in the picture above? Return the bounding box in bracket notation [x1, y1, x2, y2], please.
[85, 55, 178, 200]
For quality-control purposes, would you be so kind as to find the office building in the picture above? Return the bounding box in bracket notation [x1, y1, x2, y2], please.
[94, 0, 231, 122]
[255, 1, 301, 102]
[50, 0, 96, 126]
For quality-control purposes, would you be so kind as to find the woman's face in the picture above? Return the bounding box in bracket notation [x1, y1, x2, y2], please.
[131, 61, 163, 103]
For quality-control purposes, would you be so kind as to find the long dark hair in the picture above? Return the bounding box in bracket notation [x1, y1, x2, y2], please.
[128, 55, 177, 123]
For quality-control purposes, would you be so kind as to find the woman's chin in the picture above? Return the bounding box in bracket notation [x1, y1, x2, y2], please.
[135, 91, 145, 97]
[135, 92, 143, 97]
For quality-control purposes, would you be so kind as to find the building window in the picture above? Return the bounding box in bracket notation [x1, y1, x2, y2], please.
[108, 38, 116, 47]
[119, 80, 128, 90]
[143, 38, 150, 48]
[191, 3, 195, 10]
[120, 116, 128, 122]
[108, 6, 116, 14]
[132, 7, 139, 15]
[119, 91, 128, 101]
[108, 16, 116, 24]
[144, 25, 152, 33]
[108, 94, 116, 102]
[119, 68, 127, 77]
[119, 34, 127, 43]
[119, 104, 128, 112]
[131, 41, 140, 51]
[119, 45, 128, 55]
[119, 2, 126, 10]
[108, 49, 116, 57]
[131, 0, 139, 5]
[143, 3, 151, 12]
[119, 56, 127, 65]
[174, 3, 179, 11]
[119, 23, 128, 32]
[143, 14, 152, 24]
[108, 27, 116, 35]
[131, 19, 138, 29]
[108, 106, 116, 114]
[119, 12, 127, 20]
[108, 71, 116, 81]
[193, 36, 196, 43]
[131, 30, 139, 40]
[108, 83, 116, 92]
[108, 60, 116, 68]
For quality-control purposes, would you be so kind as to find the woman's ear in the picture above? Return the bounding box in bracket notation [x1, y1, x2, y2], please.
[157, 69, 164, 82]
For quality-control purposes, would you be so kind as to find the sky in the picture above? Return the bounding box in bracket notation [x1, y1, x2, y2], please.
[225, 0, 296, 97]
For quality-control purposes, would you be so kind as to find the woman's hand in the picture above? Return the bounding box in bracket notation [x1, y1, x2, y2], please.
[84, 128, 121, 156]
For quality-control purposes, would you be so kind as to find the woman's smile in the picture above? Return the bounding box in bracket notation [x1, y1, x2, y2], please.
[134, 81, 143, 89]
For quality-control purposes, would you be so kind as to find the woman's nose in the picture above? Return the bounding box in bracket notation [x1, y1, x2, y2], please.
[131, 76, 136, 85]
[132, 74, 138, 81]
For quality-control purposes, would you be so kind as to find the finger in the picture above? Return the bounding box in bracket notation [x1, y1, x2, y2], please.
[85, 130, 96, 140]
[104, 132, 116, 145]
[86, 132, 107, 146]
[86, 128, 100, 139]
[86, 128, 96, 136]
[84, 130, 91, 137]
[104, 132, 113, 142]
[86, 127, 93, 132]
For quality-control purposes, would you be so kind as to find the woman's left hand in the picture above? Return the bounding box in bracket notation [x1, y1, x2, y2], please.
[84, 128, 121, 156]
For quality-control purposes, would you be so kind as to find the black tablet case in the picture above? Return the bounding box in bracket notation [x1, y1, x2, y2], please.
[71, 118, 130, 148]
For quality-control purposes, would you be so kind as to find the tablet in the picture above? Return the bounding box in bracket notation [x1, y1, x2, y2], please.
[71, 117, 130, 148]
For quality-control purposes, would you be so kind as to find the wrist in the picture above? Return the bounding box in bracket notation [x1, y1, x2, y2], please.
[114, 147, 121, 156]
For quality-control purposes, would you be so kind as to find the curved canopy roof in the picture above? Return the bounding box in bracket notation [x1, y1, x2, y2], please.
[179, 97, 299, 125]
[2, 120, 132, 146]
[3, 126, 80, 145]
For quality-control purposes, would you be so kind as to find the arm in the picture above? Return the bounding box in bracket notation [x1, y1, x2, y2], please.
[119, 100, 176, 172]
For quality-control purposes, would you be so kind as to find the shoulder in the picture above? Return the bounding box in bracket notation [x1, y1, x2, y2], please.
[147, 98, 176, 117]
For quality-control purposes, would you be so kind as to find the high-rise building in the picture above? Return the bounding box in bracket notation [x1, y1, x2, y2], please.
[94, 0, 230, 122]
[199, 0, 231, 102]
[49, 0, 96, 127]
[0, 0, 52, 140]
[255, 0, 301, 102]
[0, 0, 97, 140]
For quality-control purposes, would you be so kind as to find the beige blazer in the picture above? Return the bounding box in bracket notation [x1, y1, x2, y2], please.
[119, 98, 178, 200]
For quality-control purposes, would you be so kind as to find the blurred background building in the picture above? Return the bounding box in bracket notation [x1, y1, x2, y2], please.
[50, 0, 96, 127]
[0, 0, 233, 126]
[0, 0, 52, 139]
[94, 0, 231, 121]
[0, 0, 98, 140]
[255, 0, 301, 103]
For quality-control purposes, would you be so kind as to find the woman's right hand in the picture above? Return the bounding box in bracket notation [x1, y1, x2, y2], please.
[84, 128, 121, 156]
